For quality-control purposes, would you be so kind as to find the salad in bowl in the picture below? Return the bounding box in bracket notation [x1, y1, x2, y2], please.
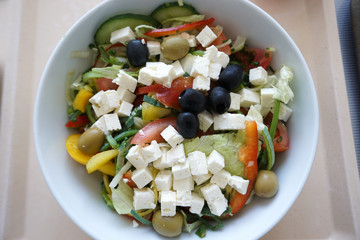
[63, 1, 296, 238]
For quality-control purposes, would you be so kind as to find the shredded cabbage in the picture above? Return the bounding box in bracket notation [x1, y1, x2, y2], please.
[111, 180, 134, 215]
[161, 15, 205, 28]
[273, 65, 294, 104]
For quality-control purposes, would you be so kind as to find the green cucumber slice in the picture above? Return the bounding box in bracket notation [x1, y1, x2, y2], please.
[151, 2, 199, 23]
[94, 13, 160, 45]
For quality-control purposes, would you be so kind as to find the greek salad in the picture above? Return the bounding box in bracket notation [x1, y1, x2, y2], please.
[65, 1, 294, 238]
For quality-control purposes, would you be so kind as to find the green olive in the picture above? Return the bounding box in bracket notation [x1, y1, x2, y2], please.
[152, 210, 183, 237]
[77, 127, 105, 155]
[161, 36, 190, 60]
[254, 170, 279, 198]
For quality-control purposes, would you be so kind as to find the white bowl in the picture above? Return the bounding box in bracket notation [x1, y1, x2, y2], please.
[34, 0, 319, 239]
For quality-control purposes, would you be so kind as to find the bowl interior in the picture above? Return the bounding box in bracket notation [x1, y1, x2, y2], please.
[34, 0, 319, 239]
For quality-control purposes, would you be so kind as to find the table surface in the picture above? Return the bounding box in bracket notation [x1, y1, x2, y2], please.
[1, 0, 360, 239]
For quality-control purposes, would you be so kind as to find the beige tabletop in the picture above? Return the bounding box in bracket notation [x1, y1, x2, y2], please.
[1, 0, 360, 239]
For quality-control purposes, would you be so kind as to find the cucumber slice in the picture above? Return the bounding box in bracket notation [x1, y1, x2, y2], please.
[94, 14, 160, 45]
[151, 2, 199, 23]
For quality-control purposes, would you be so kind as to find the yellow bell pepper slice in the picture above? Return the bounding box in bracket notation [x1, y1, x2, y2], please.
[73, 88, 94, 113]
[86, 149, 119, 174]
[142, 102, 171, 121]
[65, 134, 115, 176]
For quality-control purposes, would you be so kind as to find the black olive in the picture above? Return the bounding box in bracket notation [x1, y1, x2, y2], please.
[176, 112, 199, 139]
[208, 86, 231, 114]
[218, 64, 244, 91]
[178, 89, 207, 113]
[126, 39, 149, 67]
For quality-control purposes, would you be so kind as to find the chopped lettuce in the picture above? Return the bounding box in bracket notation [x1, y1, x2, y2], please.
[273, 65, 294, 104]
[111, 180, 134, 215]
[183, 132, 246, 176]
[161, 14, 205, 27]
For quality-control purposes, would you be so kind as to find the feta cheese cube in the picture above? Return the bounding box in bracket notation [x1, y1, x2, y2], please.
[154, 170, 173, 191]
[113, 70, 138, 92]
[210, 169, 231, 188]
[141, 140, 163, 163]
[160, 125, 184, 147]
[133, 188, 156, 210]
[160, 191, 177, 216]
[90, 90, 119, 117]
[193, 75, 211, 91]
[126, 145, 147, 169]
[172, 160, 191, 180]
[93, 113, 122, 134]
[147, 41, 161, 56]
[116, 87, 136, 103]
[153, 64, 176, 88]
[207, 149, 225, 174]
[198, 110, 213, 132]
[138, 67, 155, 86]
[102, 90, 121, 109]
[110, 26, 136, 44]
[260, 88, 275, 108]
[215, 51, 230, 68]
[188, 151, 208, 176]
[114, 101, 133, 117]
[196, 25, 217, 47]
[180, 54, 194, 74]
[203, 45, 218, 61]
[213, 113, 246, 130]
[239, 88, 261, 108]
[131, 167, 153, 189]
[153, 148, 170, 170]
[253, 104, 271, 118]
[249, 66, 268, 86]
[208, 62, 222, 80]
[146, 61, 166, 70]
[189, 192, 205, 215]
[172, 60, 185, 78]
[246, 105, 266, 132]
[173, 176, 194, 191]
[176, 190, 192, 206]
[201, 183, 228, 216]
[166, 144, 186, 164]
[193, 172, 212, 185]
[228, 176, 249, 195]
[190, 56, 210, 77]
[276, 102, 293, 122]
[229, 92, 241, 111]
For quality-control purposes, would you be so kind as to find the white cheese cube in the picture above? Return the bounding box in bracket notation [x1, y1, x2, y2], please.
[172, 160, 191, 180]
[102, 90, 121, 109]
[260, 88, 275, 108]
[188, 151, 208, 176]
[193, 173, 212, 185]
[173, 176, 194, 191]
[160, 125, 184, 148]
[208, 62, 222, 80]
[213, 113, 246, 130]
[239, 88, 261, 108]
[180, 32, 198, 47]
[228, 176, 249, 195]
[196, 25, 217, 47]
[116, 87, 136, 103]
[190, 56, 210, 77]
[102, 113, 122, 133]
[141, 140, 163, 163]
[193, 75, 210, 91]
[210, 169, 231, 188]
[138, 67, 155, 86]
[207, 149, 225, 174]
[114, 101, 133, 117]
[126, 145, 147, 169]
[90, 90, 118, 117]
[89, 90, 104, 105]
[249, 66, 268, 86]
[154, 170, 173, 191]
[203, 45, 218, 61]
[153, 149, 170, 170]
[276, 102, 293, 122]
[160, 191, 177, 216]
[198, 110, 213, 132]
[200, 183, 228, 216]
[215, 51, 230, 68]
[253, 104, 271, 118]
[180, 54, 194, 74]
[113, 70, 138, 92]
[147, 41, 161, 56]
[166, 143, 186, 164]
[190, 192, 205, 215]
[246, 105, 266, 133]
[176, 191, 192, 206]
[110, 26, 136, 44]
[172, 60, 185, 78]
[153, 64, 176, 88]
[133, 188, 156, 210]
[131, 167, 153, 189]
[229, 92, 241, 112]
[146, 61, 167, 70]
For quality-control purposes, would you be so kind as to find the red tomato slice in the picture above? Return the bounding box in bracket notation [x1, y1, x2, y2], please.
[96, 77, 118, 91]
[273, 121, 289, 152]
[156, 77, 193, 109]
[131, 117, 177, 145]
[210, 32, 232, 55]
[135, 84, 168, 95]
[234, 47, 273, 71]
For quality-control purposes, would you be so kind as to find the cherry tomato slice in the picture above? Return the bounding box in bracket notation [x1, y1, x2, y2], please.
[156, 77, 193, 109]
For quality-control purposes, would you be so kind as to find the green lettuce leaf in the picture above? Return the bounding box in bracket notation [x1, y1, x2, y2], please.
[111, 180, 134, 215]
[273, 65, 294, 104]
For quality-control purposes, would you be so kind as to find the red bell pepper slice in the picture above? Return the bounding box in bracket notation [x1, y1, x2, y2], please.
[144, 18, 215, 37]
[228, 121, 258, 215]
[65, 115, 90, 128]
